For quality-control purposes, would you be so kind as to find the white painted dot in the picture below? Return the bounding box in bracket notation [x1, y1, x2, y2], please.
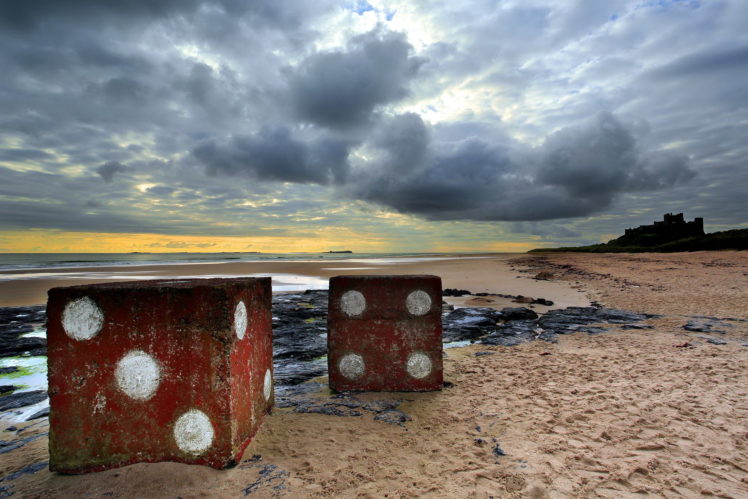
[115, 350, 161, 401]
[406, 290, 432, 316]
[62, 296, 104, 341]
[340, 290, 366, 317]
[234, 301, 247, 340]
[263, 369, 272, 401]
[406, 352, 432, 379]
[174, 409, 214, 455]
[339, 353, 365, 380]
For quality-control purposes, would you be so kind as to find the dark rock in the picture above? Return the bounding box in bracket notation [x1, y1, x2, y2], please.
[539, 307, 647, 336]
[0, 391, 47, 411]
[532, 298, 554, 306]
[594, 308, 649, 323]
[271, 291, 329, 386]
[537, 331, 559, 343]
[683, 319, 730, 334]
[442, 307, 502, 342]
[0, 337, 47, 357]
[443, 288, 471, 297]
[512, 296, 534, 304]
[583, 327, 609, 335]
[474, 351, 495, 357]
[499, 307, 538, 320]
[0, 432, 47, 455]
[275, 383, 325, 409]
[0, 461, 48, 483]
[0, 306, 47, 359]
[0, 367, 19, 375]
[534, 271, 555, 280]
[492, 442, 506, 457]
[373, 410, 411, 425]
[241, 462, 290, 496]
[0, 386, 17, 395]
[273, 358, 326, 386]
[295, 403, 362, 417]
[280, 387, 410, 425]
[703, 337, 727, 345]
[445, 307, 503, 324]
[25, 407, 50, 421]
[477, 305, 651, 346]
[481, 320, 537, 346]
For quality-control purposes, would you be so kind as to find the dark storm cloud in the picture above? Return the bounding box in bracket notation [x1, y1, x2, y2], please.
[349, 112, 696, 221]
[288, 29, 424, 128]
[510, 222, 582, 239]
[193, 128, 351, 185]
[0, 149, 54, 162]
[0, 0, 320, 31]
[96, 161, 133, 183]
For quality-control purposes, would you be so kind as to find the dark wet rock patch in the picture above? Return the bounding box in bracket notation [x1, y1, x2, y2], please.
[0, 391, 47, 412]
[0, 306, 46, 358]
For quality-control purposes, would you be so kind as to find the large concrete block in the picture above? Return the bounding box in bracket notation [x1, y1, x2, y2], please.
[46, 278, 273, 473]
[328, 275, 443, 392]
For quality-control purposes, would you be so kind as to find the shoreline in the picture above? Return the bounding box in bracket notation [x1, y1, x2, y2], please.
[0, 254, 591, 309]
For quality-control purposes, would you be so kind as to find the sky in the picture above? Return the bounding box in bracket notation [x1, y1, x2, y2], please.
[0, 0, 746, 253]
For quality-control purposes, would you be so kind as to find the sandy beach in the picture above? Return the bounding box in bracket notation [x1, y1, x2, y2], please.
[1, 252, 747, 497]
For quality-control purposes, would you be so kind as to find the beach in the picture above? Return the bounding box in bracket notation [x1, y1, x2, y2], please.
[1, 252, 747, 497]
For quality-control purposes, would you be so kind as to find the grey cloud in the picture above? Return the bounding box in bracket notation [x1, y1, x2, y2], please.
[288, 29, 424, 128]
[349, 112, 696, 221]
[510, 222, 582, 239]
[648, 45, 748, 79]
[96, 161, 133, 183]
[536, 113, 695, 196]
[0, 148, 54, 162]
[370, 112, 430, 173]
[193, 127, 351, 185]
[0, 0, 310, 31]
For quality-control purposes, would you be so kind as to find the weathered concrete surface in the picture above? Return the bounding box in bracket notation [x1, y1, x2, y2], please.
[328, 275, 443, 392]
[46, 278, 273, 473]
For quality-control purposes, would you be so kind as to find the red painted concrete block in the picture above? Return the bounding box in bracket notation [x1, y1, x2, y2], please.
[46, 278, 273, 473]
[328, 275, 443, 392]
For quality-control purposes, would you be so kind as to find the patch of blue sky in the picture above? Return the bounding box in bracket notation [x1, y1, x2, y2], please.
[347, 0, 375, 15]
[343, 1, 396, 21]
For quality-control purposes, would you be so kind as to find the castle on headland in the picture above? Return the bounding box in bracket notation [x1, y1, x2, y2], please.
[615, 213, 704, 246]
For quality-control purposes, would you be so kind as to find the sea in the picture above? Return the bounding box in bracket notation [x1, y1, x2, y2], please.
[0, 252, 476, 292]
[0, 251, 449, 271]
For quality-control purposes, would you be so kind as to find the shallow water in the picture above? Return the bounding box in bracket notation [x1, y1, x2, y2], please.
[0, 355, 47, 393]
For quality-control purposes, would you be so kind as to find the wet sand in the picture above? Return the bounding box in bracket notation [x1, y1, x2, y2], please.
[2, 252, 747, 497]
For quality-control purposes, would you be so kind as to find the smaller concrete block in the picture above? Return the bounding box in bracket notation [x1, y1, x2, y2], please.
[328, 275, 443, 392]
[46, 278, 273, 474]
